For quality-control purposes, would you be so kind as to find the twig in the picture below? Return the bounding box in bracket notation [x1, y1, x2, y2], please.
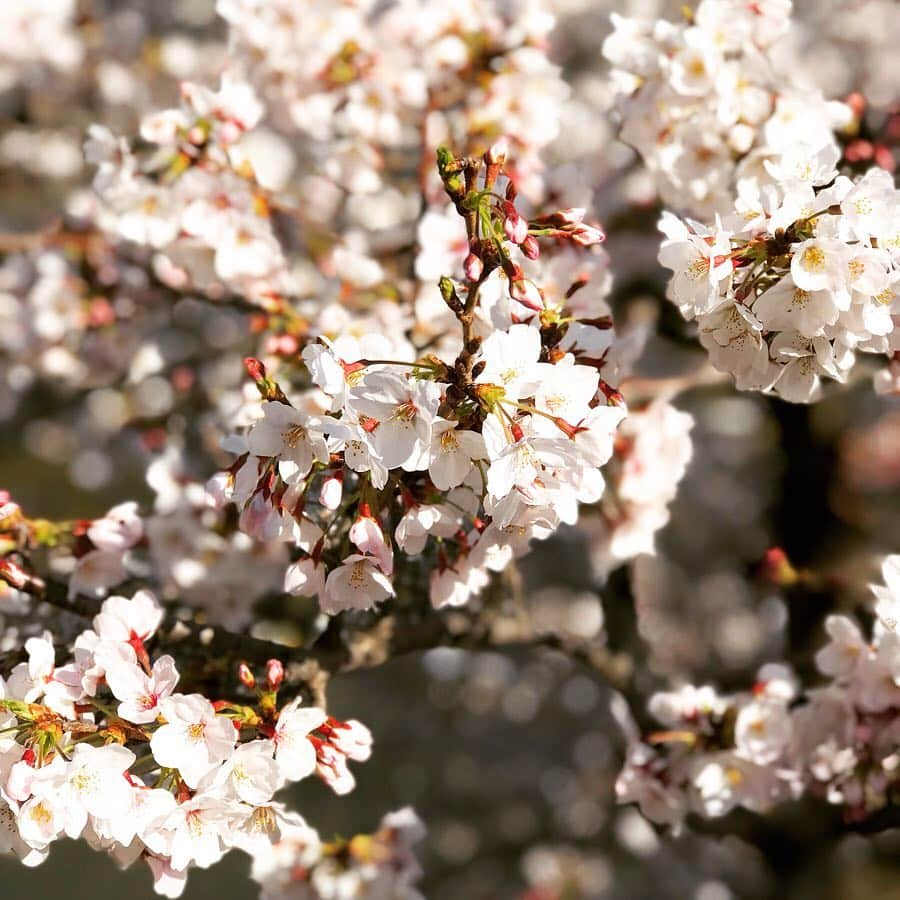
[3, 573, 637, 705]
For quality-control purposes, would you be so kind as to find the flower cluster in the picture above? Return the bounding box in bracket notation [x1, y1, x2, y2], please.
[658, 160, 899, 402]
[218, 0, 565, 198]
[583, 399, 694, 576]
[0, 0, 83, 93]
[212, 144, 624, 614]
[86, 76, 300, 306]
[0, 499, 143, 601]
[252, 806, 424, 900]
[144, 452, 290, 631]
[0, 588, 371, 897]
[617, 555, 900, 827]
[603, 0, 851, 217]
[0, 240, 154, 423]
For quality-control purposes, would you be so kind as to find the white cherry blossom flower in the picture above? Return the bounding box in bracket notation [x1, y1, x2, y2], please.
[246, 402, 330, 484]
[87, 501, 143, 552]
[474, 324, 542, 401]
[150, 694, 237, 788]
[348, 372, 442, 471]
[68, 549, 129, 599]
[31, 744, 136, 839]
[211, 739, 282, 805]
[427, 420, 486, 491]
[283, 557, 325, 598]
[321, 554, 394, 615]
[273, 700, 326, 782]
[734, 698, 792, 765]
[103, 647, 179, 725]
[161, 792, 238, 872]
[93, 589, 164, 643]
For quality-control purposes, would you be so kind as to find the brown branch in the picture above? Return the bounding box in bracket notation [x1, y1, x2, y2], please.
[0, 219, 62, 253]
[3, 572, 636, 708]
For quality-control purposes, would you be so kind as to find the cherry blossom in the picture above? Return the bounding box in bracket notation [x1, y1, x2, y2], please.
[0, 1, 897, 896]
[272, 700, 326, 782]
[150, 694, 237, 788]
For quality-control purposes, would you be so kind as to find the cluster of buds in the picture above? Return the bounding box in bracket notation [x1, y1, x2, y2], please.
[437, 141, 604, 312]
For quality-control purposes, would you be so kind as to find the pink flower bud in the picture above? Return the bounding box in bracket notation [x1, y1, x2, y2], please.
[510, 276, 544, 311]
[504, 211, 528, 244]
[556, 207, 586, 226]
[570, 223, 606, 246]
[486, 137, 509, 166]
[266, 659, 285, 691]
[238, 663, 256, 689]
[463, 252, 484, 281]
[845, 91, 867, 119]
[243, 357, 267, 384]
[521, 235, 540, 259]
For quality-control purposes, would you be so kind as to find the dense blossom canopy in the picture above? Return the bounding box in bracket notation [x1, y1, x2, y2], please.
[0, 0, 897, 897]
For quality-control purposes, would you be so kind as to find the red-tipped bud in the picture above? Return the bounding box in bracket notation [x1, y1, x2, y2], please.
[758, 547, 800, 587]
[245, 356, 289, 402]
[845, 91, 867, 120]
[521, 235, 540, 259]
[598, 380, 626, 407]
[238, 663, 256, 690]
[266, 659, 285, 691]
[485, 137, 509, 166]
[502, 202, 528, 244]
[464, 252, 484, 282]
[244, 357, 267, 384]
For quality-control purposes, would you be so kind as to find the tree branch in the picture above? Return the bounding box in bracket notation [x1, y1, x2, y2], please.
[3, 573, 636, 709]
